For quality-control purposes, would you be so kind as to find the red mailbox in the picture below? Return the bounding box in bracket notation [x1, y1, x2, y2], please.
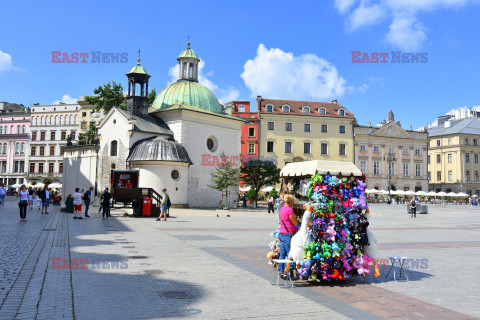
[142, 197, 152, 217]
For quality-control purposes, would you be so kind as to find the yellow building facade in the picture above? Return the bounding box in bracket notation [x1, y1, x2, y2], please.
[77, 96, 105, 135]
[427, 116, 480, 196]
[257, 97, 355, 169]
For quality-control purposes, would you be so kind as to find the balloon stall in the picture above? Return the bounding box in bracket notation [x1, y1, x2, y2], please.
[267, 160, 380, 283]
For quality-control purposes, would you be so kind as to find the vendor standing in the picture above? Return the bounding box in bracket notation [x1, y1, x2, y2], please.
[277, 194, 300, 277]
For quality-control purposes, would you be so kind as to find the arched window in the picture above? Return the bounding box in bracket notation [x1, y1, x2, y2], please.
[189, 63, 194, 79]
[60, 115, 64, 124]
[70, 115, 73, 124]
[4, 126, 7, 134]
[319, 108, 326, 115]
[20, 143, 24, 154]
[41, 117, 45, 125]
[74, 115, 78, 124]
[238, 104, 245, 112]
[0, 126, 3, 134]
[266, 105, 273, 112]
[55, 116, 58, 125]
[17, 125, 20, 133]
[302, 106, 310, 114]
[10, 125, 14, 133]
[15, 142, 19, 154]
[182, 62, 187, 78]
[2, 143, 6, 154]
[338, 109, 345, 116]
[282, 105, 290, 113]
[110, 140, 118, 156]
[46, 117, 50, 125]
[50, 115, 54, 124]
[22, 125, 25, 133]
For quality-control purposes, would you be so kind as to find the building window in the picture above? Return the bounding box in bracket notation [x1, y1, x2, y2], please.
[266, 105, 273, 112]
[14, 161, 24, 173]
[70, 131, 76, 140]
[0, 127, 2, 134]
[29, 163, 35, 173]
[15, 143, 19, 155]
[373, 161, 380, 175]
[448, 154, 452, 163]
[110, 140, 118, 156]
[266, 141, 274, 153]
[285, 142, 292, 153]
[48, 163, 54, 173]
[360, 145, 366, 152]
[321, 143, 328, 155]
[403, 163, 409, 176]
[466, 153, 470, 162]
[17, 125, 20, 133]
[403, 147, 409, 155]
[31, 146, 36, 156]
[32, 132, 37, 141]
[304, 142, 311, 154]
[388, 162, 395, 176]
[82, 112, 87, 118]
[2, 143, 6, 154]
[39, 146, 45, 156]
[238, 104, 245, 112]
[0, 161, 5, 173]
[267, 122, 274, 130]
[338, 109, 345, 116]
[22, 125, 25, 133]
[339, 125, 345, 134]
[448, 138, 452, 145]
[436, 154, 441, 163]
[285, 123, 292, 131]
[438, 171, 442, 181]
[39, 163, 44, 173]
[171, 169, 180, 181]
[436, 140, 440, 146]
[415, 163, 421, 177]
[373, 145, 379, 153]
[415, 148, 420, 155]
[474, 139, 478, 146]
[248, 143, 255, 154]
[20, 143, 24, 154]
[248, 127, 255, 137]
[40, 132, 45, 141]
[302, 106, 310, 114]
[282, 106, 290, 113]
[50, 146, 55, 156]
[81, 121, 87, 130]
[360, 160, 366, 173]
[51, 131, 56, 140]
[427, 171, 431, 181]
[321, 124, 327, 133]
[61, 131, 67, 140]
[339, 143, 346, 156]
[466, 170, 470, 181]
[475, 154, 479, 163]
[465, 138, 469, 145]
[304, 124, 310, 132]
[475, 171, 479, 181]
[59, 163, 63, 173]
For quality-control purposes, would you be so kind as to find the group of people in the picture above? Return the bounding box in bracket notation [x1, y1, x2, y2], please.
[15, 184, 55, 221]
[72, 187, 111, 220]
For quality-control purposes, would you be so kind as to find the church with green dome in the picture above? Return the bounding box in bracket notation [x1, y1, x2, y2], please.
[92, 43, 245, 208]
[149, 43, 223, 114]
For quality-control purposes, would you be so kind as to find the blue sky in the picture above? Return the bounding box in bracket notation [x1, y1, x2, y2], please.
[1, 0, 479, 129]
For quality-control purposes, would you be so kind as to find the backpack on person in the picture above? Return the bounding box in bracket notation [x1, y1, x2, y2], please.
[83, 192, 89, 201]
[166, 195, 171, 208]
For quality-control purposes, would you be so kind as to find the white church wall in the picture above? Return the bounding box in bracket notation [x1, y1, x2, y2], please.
[62, 147, 97, 198]
[130, 161, 189, 205]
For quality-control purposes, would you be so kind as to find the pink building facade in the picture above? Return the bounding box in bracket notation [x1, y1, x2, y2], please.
[0, 102, 30, 186]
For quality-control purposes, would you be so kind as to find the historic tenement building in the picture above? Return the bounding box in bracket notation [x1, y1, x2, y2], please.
[354, 110, 428, 192]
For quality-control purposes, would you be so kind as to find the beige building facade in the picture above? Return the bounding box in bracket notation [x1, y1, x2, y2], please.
[427, 115, 480, 196]
[77, 96, 105, 135]
[354, 111, 428, 191]
[257, 97, 355, 169]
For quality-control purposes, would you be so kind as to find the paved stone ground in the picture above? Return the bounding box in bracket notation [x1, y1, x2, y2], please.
[0, 197, 479, 319]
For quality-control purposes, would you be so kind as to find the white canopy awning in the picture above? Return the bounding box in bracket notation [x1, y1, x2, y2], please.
[239, 186, 251, 192]
[415, 191, 428, 196]
[261, 186, 274, 193]
[280, 160, 362, 177]
[446, 192, 458, 197]
[426, 191, 437, 196]
[404, 190, 416, 195]
[365, 189, 380, 194]
[457, 192, 469, 197]
[436, 191, 448, 197]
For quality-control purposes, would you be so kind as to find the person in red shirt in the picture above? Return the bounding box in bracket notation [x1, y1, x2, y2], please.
[125, 180, 133, 188]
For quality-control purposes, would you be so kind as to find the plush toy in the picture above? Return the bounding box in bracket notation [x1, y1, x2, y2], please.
[289, 206, 312, 264]
[326, 225, 336, 242]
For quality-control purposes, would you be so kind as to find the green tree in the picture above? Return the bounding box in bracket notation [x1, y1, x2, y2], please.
[269, 187, 279, 199]
[209, 152, 240, 209]
[240, 159, 281, 194]
[79, 123, 98, 145]
[148, 87, 157, 107]
[85, 81, 125, 113]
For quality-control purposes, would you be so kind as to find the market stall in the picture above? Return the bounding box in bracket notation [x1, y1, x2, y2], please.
[268, 160, 379, 283]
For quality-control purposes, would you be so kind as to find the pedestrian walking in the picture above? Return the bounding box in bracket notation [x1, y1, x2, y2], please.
[40, 186, 50, 214]
[17, 185, 31, 221]
[242, 194, 247, 207]
[72, 188, 84, 219]
[83, 187, 93, 218]
[36, 188, 42, 210]
[275, 196, 282, 213]
[156, 189, 169, 221]
[267, 195, 274, 214]
[0, 183, 6, 206]
[28, 187, 34, 209]
[100, 188, 111, 219]
[410, 198, 417, 218]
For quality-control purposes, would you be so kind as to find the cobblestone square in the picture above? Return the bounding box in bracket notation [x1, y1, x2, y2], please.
[0, 198, 479, 319]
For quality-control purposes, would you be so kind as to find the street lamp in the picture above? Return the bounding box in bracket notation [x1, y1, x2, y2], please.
[383, 152, 397, 200]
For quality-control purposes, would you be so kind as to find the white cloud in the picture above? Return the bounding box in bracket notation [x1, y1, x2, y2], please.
[0, 50, 21, 74]
[168, 61, 239, 104]
[241, 44, 357, 100]
[334, 0, 476, 50]
[52, 94, 78, 105]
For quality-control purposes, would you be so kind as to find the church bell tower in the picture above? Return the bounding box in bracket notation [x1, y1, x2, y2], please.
[177, 42, 200, 82]
[126, 54, 151, 117]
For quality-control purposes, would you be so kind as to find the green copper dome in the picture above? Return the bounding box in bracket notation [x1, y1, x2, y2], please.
[177, 44, 199, 60]
[127, 60, 149, 75]
[149, 80, 222, 113]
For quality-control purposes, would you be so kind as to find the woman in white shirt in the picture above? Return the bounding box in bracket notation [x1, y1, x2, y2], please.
[72, 188, 84, 220]
[17, 185, 31, 221]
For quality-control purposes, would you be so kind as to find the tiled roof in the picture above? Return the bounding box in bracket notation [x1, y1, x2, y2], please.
[115, 108, 173, 136]
[427, 117, 480, 137]
[258, 98, 355, 118]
